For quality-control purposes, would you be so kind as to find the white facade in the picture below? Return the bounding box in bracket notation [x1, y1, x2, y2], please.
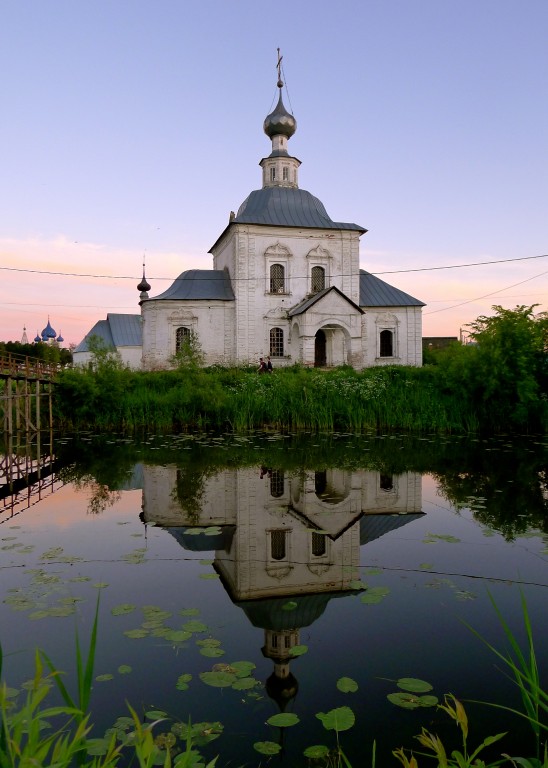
[75, 70, 425, 370]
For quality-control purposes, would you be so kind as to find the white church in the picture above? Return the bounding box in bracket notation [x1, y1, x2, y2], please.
[74, 63, 424, 370]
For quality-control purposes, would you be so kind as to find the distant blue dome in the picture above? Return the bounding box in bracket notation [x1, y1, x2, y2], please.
[34, 332, 41, 343]
[41, 320, 57, 340]
[57, 333, 64, 343]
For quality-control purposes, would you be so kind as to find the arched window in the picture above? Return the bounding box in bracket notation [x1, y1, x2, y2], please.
[380, 474, 394, 491]
[270, 327, 284, 358]
[271, 530, 287, 561]
[176, 326, 191, 352]
[380, 329, 393, 357]
[270, 470, 284, 498]
[270, 263, 285, 293]
[311, 531, 326, 557]
[311, 266, 325, 293]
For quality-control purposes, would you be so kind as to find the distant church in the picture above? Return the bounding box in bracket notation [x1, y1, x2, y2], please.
[74, 60, 424, 370]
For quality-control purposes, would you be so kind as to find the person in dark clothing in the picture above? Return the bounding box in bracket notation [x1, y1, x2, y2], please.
[258, 357, 267, 373]
[266, 356, 273, 372]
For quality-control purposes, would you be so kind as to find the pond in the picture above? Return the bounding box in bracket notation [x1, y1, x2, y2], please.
[1, 430, 547, 765]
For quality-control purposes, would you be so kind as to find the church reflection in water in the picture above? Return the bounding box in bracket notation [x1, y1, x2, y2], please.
[140, 465, 424, 710]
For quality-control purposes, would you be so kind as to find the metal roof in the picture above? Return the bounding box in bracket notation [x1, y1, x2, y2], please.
[147, 269, 235, 302]
[234, 187, 366, 232]
[288, 286, 364, 317]
[360, 512, 425, 545]
[73, 314, 142, 353]
[359, 270, 425, 307]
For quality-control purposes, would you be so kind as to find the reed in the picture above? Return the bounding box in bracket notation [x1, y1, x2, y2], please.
[53, 363, 499, 433]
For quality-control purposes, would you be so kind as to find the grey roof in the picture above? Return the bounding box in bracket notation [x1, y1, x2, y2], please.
[233, 187, 366, 232]
[359, 512, 425, 546]
[359, 270, 425, 307]
[288, 286, 364, 317]
[147, 269, 235, 302]
[73, 313, 142, 353]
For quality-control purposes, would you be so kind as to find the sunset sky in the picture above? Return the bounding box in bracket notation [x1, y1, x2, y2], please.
[1, 0, 547, 347]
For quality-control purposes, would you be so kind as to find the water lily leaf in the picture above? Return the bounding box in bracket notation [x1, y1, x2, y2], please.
[232, 677, 257, 690]
[418, 695, 439, 707]
[111, 604, 136, 616]
[183, 620, 208, 633]
[143, 607, 172, 621]
[199, 671, 236, 687]
[360, 586, 390, 604]
[196, 638, 221, 647]
[145, 710, 167, 720]
[254, 741, 281, 755]
[118, 665, 132, 674]
[230, 661, 256, 677]
[419, 563, 434, 570]
[316, 706, 355, 732]
[86, 738, 110, 756]
[304, 745, 330, 759]
[290, 645, 308, 657]
[281, 601, 298, 611]
[172, 721, 223, 745]
[204, 527, 222, 536]
[124, 629, 149, 639]
[337, 677, 358, 693]
[93, 582, 109, 589]
[199, 646, 225, 658]
[387, 692, 421, 709]
[95, 674, 114, 682]
[266, 712, 300, 728]
[176, 673, 192, 690]
[397, 678, 433, 693]
[179, 608, 200, 616]
[199, 559, 214, 565]
[349, 580, 368, 590]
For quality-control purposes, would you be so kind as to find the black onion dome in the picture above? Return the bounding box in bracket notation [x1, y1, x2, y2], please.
[263, 92, 296, 139]
[137, 275, 151, 292]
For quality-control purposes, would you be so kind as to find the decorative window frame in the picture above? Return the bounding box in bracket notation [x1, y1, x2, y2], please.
[375, 313, 399, 361]
[306, 244, 332, 293]
[168, 311, 198, 356]
[269, 326, 285, 358]
[264, 242, 292, 295]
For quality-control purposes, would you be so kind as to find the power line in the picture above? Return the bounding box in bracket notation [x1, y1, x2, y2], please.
[0, 253, 546, 282]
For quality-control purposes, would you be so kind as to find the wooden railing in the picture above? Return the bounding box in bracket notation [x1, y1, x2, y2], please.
[0, 352, 61, 382]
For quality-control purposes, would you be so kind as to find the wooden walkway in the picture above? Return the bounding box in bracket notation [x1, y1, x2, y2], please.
[0, 431, 61, 522]
[0, 353, 60, 433]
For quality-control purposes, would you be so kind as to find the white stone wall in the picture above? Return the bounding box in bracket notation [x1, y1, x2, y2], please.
[72, 346, 142, 369]
[141, 299, 235, 370]
[362, 305, 423, 367]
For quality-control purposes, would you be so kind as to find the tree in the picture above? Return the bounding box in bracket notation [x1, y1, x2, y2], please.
[435, 305, 548, 430]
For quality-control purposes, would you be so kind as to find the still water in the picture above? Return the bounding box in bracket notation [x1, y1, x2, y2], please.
[1, 431, 547, 765]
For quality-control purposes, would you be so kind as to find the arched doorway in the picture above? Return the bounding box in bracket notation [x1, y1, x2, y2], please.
[314, 330, 326, 367]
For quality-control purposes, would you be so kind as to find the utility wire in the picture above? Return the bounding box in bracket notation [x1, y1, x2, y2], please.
[0, 253, 546, 282]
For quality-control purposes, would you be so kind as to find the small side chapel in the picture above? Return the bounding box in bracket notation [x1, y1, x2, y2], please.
[74, 59, 425, 370]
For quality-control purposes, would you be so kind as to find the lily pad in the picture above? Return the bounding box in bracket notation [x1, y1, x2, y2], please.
[111, 604, 136, 616]
[360, 586, 390, 604]
[266, 712, 300, 728]
[290, 644, 308, 657]
[232, 677, 258, 690]
[95, 674, 114, 682]
[199, 671, 236, 687]
[199, 646, 225, 658]
[337, 677, 358, 693]
[182, 620, 208, 633]
[165, 630, 192, 643]
[304, 745, 330, 759]
[117, 665, 132, 674]
[316, 706, 355, 732]
[254, 741, 281, 755]
[281, 601, 298, 611]
[388, 692, 438, 709]
[397, 677, 433, 693]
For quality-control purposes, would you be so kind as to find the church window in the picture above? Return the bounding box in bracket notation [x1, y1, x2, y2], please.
[270, 327, 284, 358]
[311, 266, 326, 293]
[380, 474, 394, 491]
[270, 167, 276, 181]
[311, 531, 326, 557]
[175, 326, 191, 352]
[270, 263, 285, 293]
[270, 470, 284, 498]
[283, 166, 289, 181]
[284, 635, 291, 648]
[271, 530, 287, 560]
[380, 329, 393, 357]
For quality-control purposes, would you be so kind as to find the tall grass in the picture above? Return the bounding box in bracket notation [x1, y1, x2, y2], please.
[53, 364, 486, 433]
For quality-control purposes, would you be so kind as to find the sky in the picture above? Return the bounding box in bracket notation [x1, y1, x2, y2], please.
[1, 0, 547, 346]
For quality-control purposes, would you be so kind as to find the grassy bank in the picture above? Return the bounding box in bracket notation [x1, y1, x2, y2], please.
[52, 360, 546, 434]
[52, 364, 464, 433]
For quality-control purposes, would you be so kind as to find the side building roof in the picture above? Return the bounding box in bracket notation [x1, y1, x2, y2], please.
[73, 313, 142, 353]
[146, 269, 235, 302]
[359, 270, 425, 307]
